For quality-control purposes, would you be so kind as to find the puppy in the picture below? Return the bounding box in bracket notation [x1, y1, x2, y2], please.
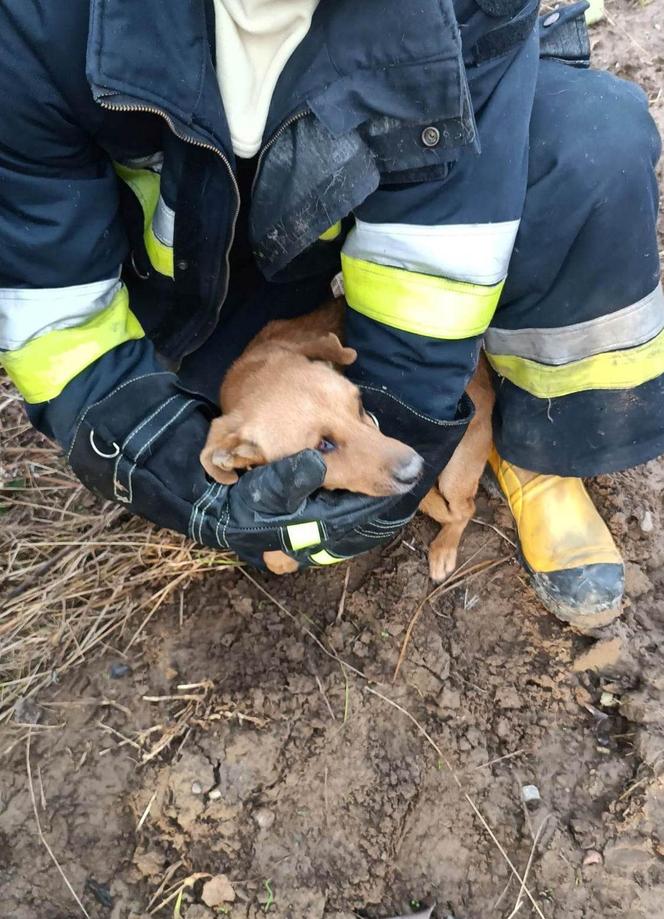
[200, 300, 424, 574]
[201, 300, 494, 579]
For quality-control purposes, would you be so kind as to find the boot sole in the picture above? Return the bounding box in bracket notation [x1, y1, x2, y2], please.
[481, 467, 623, 631]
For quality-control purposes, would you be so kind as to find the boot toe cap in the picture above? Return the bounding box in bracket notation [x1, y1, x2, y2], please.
[530, 563, 624, 630]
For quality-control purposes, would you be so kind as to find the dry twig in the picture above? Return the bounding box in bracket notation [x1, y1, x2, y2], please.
[393, 557, 510, 683]
[26, 734, 91, 918]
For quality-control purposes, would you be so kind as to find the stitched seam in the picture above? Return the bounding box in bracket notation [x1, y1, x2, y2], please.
[112, 395, 180, 495]
[124, 395, 180, 450]
[354, 527, 394, 540]
[196, 482, 216, 544]
[197, 482, 223, 544]
[190, 480, 216, 541]
[126, 400, 194, 504]
[67, 372, 174, 460]
[360, 385, 470, 428]
[215, 502, 230, 548]
[221, 502, 232, 548]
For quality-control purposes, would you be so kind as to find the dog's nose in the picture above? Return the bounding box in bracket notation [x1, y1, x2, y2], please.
[393, 453, 424, 487]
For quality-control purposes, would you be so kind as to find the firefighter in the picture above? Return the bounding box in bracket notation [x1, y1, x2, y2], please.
[0, 0, 661, 629]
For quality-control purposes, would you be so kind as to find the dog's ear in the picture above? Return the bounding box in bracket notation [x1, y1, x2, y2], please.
[295, 333, 357, 366]
[200, 416, 265, 484]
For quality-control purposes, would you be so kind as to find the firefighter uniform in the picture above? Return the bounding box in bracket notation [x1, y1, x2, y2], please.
[0, 0, 661, 626]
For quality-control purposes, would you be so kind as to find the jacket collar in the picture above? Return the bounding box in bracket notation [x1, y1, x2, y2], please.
[87, 0, 471, 158]
[87, 0, 233, 156]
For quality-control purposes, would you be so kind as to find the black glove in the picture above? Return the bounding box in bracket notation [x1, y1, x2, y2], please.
[64, 370, 472, 569]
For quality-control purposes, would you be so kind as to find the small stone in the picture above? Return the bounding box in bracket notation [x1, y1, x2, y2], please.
[624, 562, 654, 598]
[600, 691, 618, 708]
[438, 688, 461, 711]
[201, 875, 236, 907]
[572, 638, 633, 677]
[583, 849, 603, 867]
[603, 837, 654, 870]
[185, 908, 213, 919]
[253, 807, 275, 829]
[191, 781, 203, 796]
[521, 785, 541, 809]
[13, 697, 42, 724]
[495, 687, 522, 710]
[109, 662, 131, 679]
[132, 849, 164, 878]
[208, 787, 222, 801]
[640, 510, 655, 533]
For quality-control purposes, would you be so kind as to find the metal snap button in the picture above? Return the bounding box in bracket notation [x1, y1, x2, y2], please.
[421, 126, 441, 148]
[176, 259, 189, 271]
[543, 10, 560, 26]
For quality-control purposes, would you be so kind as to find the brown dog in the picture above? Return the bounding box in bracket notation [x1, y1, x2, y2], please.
[201, 300, 493, 578]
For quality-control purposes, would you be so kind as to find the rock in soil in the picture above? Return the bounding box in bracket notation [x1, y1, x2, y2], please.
[201, 875, 235, 907]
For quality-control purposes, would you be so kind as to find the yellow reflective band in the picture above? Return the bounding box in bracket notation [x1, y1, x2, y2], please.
[145, 229, 174, 278]
[319, 222, 342, 242]
[486, 326, 664, 399]
[341, 254, 503, 339]
[287, 521, 321, 551]
[0, 285, 144, 403]
[114, 163, 174, 279]
[310, 550, 347, 566]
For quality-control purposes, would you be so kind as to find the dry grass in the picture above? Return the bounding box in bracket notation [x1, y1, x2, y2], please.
[0, 375, 237, 725]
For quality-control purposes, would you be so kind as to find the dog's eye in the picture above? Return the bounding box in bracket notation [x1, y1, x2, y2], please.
[317, 438, 337, 453]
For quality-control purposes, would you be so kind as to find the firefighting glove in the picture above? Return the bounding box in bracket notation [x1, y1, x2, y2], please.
[54, 369, 471, 569]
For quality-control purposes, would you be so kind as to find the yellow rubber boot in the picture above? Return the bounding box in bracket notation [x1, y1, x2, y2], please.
[489, 447, 624, 629]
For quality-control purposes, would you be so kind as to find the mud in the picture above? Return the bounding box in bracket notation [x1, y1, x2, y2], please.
[1, 4, 664, 918]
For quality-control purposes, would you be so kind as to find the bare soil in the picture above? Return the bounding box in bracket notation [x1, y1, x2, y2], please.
[2, 4, 664, 917]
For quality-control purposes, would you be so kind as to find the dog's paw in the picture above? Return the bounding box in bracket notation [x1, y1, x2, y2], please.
[263, 550, 300, 576]
[428, 544, 458, 583]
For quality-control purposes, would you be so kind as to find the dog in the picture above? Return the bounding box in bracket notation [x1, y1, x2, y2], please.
[200, 300, 494, 578]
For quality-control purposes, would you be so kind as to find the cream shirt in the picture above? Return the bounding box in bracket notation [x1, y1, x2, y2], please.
[213, 0, 320, 158]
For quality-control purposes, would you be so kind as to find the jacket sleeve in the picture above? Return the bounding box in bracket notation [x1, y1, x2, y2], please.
[342, 10, 540, 420]
[0, 1, 163, 448]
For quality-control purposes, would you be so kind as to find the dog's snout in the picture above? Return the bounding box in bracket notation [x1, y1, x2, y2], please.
[392, 452, 424, 487]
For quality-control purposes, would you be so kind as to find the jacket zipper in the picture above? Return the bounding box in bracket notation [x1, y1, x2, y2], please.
[98, 96, 241, 315]
[251, 109, 309, 195]
[99, 97, 308, 301]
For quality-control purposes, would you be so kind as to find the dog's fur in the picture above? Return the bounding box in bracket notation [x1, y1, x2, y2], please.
[201, 300, 494, 577]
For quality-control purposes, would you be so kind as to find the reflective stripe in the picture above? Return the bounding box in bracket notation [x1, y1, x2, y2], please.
[114, 163, 174, 278]
[319, 222, 342, 242]
[152, 196, 175, 246]
[0, 285, 144, 403]
[287, 521, 322, 551]
[342, 253, 503, 339]
[310, 550, 347, 566]
[485, 284, 664, 366]
[487, 326, 664, 399]
[344, 219, 520, 285]
[0, 274, 122, 350]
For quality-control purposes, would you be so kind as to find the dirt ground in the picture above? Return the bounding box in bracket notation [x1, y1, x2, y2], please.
[2, 4, 664, 918]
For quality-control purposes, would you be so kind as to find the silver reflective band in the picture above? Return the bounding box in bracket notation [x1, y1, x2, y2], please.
[0, 274, 122, 351]
[152, 195, 175, 247]
[343, 219, 520, 286]
[122, 152, 164, 173]
[485, 282, 664, 365]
